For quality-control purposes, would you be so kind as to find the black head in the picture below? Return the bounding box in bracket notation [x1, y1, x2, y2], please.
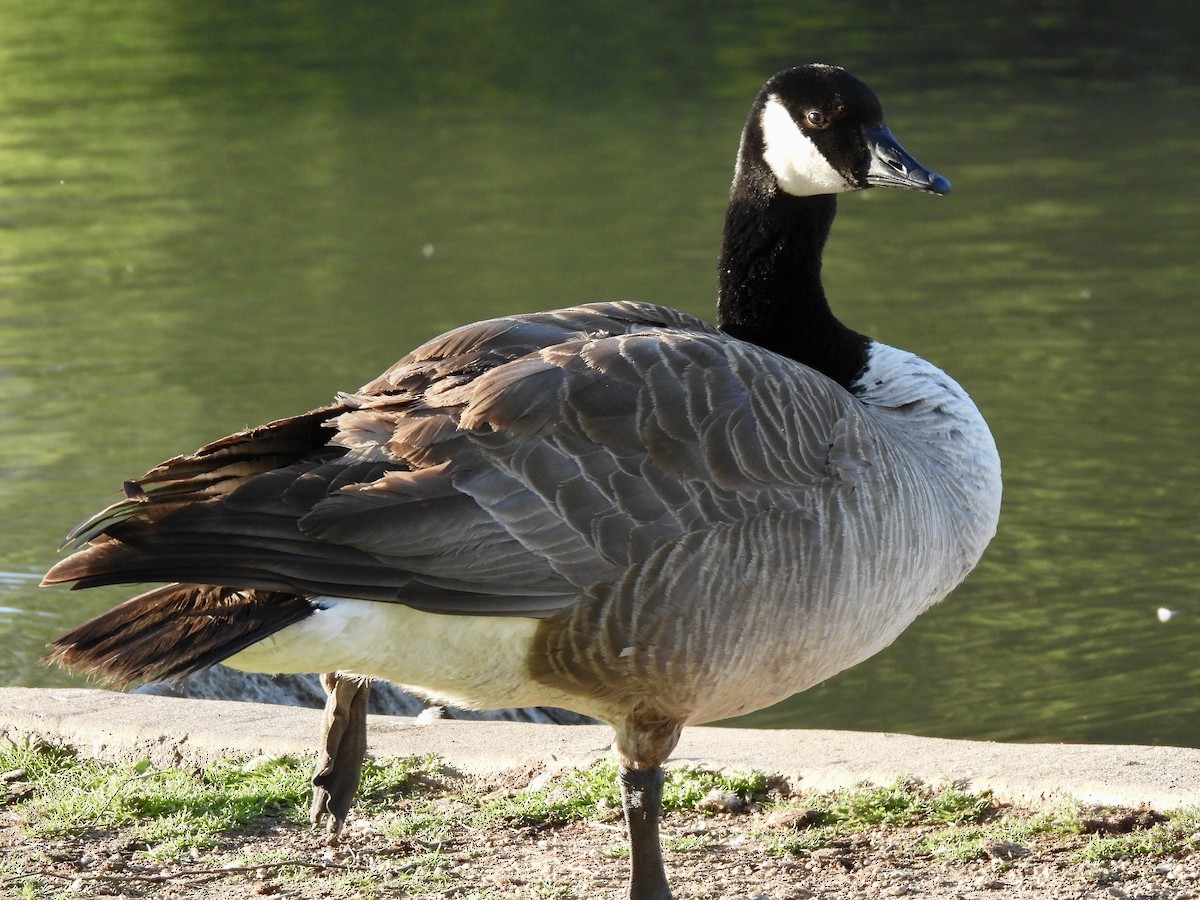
[736, 64, 950, 198]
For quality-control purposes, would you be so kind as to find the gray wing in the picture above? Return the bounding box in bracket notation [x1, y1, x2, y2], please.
[45, 300, 872, 616]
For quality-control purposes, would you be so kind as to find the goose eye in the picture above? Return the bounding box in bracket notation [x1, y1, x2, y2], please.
[804, 110, 829, 129]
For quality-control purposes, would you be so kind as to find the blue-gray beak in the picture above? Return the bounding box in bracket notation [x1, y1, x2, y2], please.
[863, 125, 951, 195]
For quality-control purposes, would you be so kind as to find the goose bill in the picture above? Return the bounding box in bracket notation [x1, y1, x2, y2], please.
[863, 125, 951, 195]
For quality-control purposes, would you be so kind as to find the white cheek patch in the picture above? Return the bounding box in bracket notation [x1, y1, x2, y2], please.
[760, 96, 854, 197]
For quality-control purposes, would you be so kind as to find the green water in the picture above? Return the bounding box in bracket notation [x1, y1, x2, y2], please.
[1, 2, 1197, 747]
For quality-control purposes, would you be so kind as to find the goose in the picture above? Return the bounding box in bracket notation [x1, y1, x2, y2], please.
[43, 63, 1001, 900]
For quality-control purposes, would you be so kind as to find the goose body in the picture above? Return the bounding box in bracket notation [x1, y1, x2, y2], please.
[45, 65, 1000, 900]
[216, 303, 994, 728]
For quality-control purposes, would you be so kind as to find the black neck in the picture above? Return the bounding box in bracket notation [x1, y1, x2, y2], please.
[716, 179, 869, 390]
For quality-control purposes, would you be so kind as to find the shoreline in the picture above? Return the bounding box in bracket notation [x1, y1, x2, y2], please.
[2, 686, 1197, 811]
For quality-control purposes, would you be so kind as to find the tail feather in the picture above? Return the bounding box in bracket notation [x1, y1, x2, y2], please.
[45, 584, 315, 687]
[56, 404, 345, 551]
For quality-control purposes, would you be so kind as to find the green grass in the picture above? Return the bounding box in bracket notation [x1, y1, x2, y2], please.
[662, 833, 711, 853]
[377, 797, 458, 842]
[472, 762, 620, 827]
[759, 779, 997, 855]
[471, 760, 771, 828]
[2, 744, 307, 855]
[662, 765, 770, 811]
[823, 779, 996, 827]
[755, 777, 1200, 865]
[3, 742, 1196, 899]
[0, 742, 444, 861]
[916, 805, 1084, 862]
[1076, 806, 1200, 861]
[916, 802, 1200, 863]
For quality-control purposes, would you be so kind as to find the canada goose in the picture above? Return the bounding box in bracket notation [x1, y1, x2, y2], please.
[44, 64, 1001, 900]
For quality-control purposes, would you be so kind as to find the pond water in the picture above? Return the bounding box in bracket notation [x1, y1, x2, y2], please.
[1, 2, 1197, 747]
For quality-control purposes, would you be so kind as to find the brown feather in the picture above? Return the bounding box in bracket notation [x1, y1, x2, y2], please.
[44, 584, 314, 686]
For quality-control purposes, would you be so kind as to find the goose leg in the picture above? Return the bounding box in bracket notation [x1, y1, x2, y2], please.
[309, 671, 371, 841]
[619, 764, 673, 900]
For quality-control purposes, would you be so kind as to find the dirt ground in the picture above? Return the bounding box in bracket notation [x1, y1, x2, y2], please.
[3, 801, 1198, 900]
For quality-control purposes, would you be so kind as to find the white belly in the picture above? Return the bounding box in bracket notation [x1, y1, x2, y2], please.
[226, 597, 586, 714]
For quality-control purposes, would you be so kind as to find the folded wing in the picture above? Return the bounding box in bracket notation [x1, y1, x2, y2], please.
[45, 301, 869, 618]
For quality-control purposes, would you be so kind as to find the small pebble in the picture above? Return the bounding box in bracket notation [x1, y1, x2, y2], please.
[697, 788, 746, 814]
[764, 807, 822, 830]
[984, 841, 1029, 861]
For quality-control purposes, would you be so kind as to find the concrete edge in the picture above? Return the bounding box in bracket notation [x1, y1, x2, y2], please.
[2, 687, 1197, 812]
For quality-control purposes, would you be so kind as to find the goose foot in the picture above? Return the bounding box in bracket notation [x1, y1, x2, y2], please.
[309, 672, 371, 842]
[619, 764, 674, 900]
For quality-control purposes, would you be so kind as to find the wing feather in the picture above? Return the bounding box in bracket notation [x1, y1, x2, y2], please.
[46, 301, 880, 621]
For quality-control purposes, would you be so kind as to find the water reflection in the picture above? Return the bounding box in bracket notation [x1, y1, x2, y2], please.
[0, 1, 1196, 746]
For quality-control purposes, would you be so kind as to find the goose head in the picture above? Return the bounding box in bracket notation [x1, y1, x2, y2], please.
[719, 64, 949, 378]
[735, 63, 950, 199]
